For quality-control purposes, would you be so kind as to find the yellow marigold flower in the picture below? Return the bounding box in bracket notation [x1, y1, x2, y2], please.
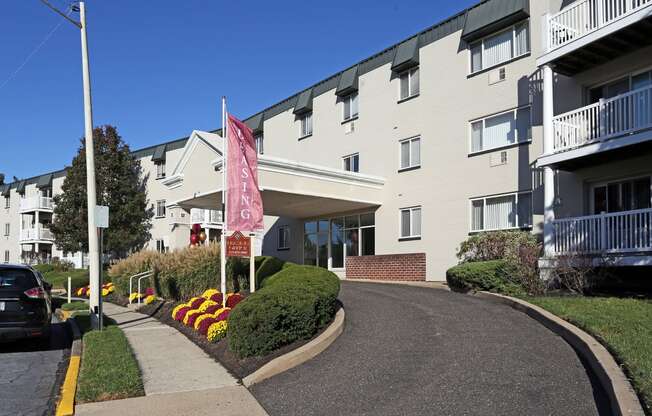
[201, 288, 220, 299]
[144, 295, 156, 305]
[171, 303, 186, 319]
[207, 320, 227, 342]
[101, 288, 109, 297]
[129, 293, 142, 301]
[183, 309, 202, 325]
[198, 300, 217, 312]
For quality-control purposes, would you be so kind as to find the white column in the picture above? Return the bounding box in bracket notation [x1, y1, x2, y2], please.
[543, 64, 556, 257]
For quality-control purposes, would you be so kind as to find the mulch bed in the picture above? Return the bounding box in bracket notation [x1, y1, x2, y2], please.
[137, 300, 335, 379]
[105, 292, 130, 307]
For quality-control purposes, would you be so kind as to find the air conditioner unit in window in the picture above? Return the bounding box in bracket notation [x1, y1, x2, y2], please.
[344, 121, 355, 134]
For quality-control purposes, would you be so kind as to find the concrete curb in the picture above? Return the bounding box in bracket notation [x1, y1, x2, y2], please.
[55, 315, 83, 416]
[242, 308, 345, 387]
[475, 291, 644, 416]
[345, 279, 449, 290]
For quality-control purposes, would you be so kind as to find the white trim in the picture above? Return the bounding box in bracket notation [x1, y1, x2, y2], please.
[469, 190, 532, 232]
[399, 136, 421, 170]
[398, 66, 420, 101]
[469, 20, 530, 75]
[468, 105, 532, 154]
[399, 205, 422, 239]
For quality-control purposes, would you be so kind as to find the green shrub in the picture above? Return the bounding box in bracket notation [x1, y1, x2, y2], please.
[255, 256, 285, 288]
[33, 259, 74, 274]
[62, 301, 89, 311]
[228, 264, 340, 358]
[446, 260, 523, 296]
[108, 250, 162, 296]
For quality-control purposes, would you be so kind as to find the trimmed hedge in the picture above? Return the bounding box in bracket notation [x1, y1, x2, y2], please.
[254, 256, 285, 288]
[227, 264, 340, 358]
[446, 260, 523, 296]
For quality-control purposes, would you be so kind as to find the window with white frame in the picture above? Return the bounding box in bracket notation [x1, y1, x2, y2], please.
[155, 161, 166, 179]
[4, 250, 9, 263]
[4, 196, 9, 209]
[278, 226, 290, 250]
[156, 239, 166, 253]
[255, 133, 264, 154]
[469, 21, 529, 74]
[342, 92, 359, 121]
[4, 223, 9, 236]
[156, 200, 166, 218]
[399, 67, 420, 100]
[342, 153, 359, 173]
[400, 206, 421, 239]
[399, 136, 421, 170]
[300, 112, 313, 138]
[470, 191, 532, 232]
[470, 106, 531, 153]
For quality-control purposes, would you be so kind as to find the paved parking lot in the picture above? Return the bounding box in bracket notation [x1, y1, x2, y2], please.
[251, 282, 610, 416]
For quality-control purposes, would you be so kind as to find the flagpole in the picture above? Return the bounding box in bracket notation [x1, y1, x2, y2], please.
[220, 96, 227, 305]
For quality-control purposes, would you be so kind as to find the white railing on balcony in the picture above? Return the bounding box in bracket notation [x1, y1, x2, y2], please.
[547, 0, 652, 51]
[19, 226, 54, 242]
[552, 84, 652, 152]
[19, 196, 54, 211]
[553, 208, 652, 254]
[190, 208, 223, 225]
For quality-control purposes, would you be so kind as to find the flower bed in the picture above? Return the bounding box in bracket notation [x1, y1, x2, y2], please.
[75, 282, 115, 298]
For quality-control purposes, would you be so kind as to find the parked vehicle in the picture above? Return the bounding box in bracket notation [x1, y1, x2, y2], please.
[0, 264, 52, 343]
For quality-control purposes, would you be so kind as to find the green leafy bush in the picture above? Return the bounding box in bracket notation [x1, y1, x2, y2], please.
[446, 260, 523, 296]
[228, 264, 340, 358]
[61, 301, 89, 311]
[254, 256, 285, 288]
[33, 259, 75, 274]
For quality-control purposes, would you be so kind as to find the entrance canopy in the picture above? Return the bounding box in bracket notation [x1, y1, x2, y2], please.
[163, 131, 385, 219]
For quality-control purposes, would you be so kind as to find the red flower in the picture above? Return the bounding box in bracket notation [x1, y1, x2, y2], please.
[209, 292, 223, 305]
[174, 306, 191, 322]
[198, 317, 219, 335]
[145, 287, 155, 296]
[226, 293, 244, 308]
[215, 309, 231, 322]
[190, 298, 206, 309]
[204, 304, 222, 315]
[186, 311, 205, 327]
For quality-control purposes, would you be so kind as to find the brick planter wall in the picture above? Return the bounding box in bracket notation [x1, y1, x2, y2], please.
[345, 253, 426, 281]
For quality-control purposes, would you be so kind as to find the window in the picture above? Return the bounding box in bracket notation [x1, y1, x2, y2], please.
[3, 251, 8, 263]
[400, 206, 421, 239]
[4, 223, 9, 237]
[399, 136, 421, 170]
[300, 112, 313, 138]
[342, 92, 358, 122]
[278, 226, 290, 250]
[4, 197, 9, 209]
[156, 239, 167, 253]
[155, 161, 166, 179]
[255, 134, 264, 154]
[156, 200, 166, 218]
[469, 21, 529, 74]
[399, 67, 420, 100]
[342, 153, 359, 173]
[470, 106, 531, 153]
[592, 176, 651, 214]
[470, 192, 532, 232]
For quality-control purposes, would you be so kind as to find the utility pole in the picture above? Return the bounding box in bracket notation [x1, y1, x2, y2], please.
[41, 1, 101, 328]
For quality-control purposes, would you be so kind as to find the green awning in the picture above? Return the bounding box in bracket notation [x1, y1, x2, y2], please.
[36, 174, 52, 189]
[391, 37, 420, 72]
[335, 66, 359, 97]
[0, 185, 9, 197]
[293, 89, 313, 115]
[245, 113, 264, 134]
[462, 0, 529, 42]
[16, 181, 25, 194]
[151, 144, 166, 162]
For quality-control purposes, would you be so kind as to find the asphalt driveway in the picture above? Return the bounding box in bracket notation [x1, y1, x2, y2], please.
[251, 281, 609, 416]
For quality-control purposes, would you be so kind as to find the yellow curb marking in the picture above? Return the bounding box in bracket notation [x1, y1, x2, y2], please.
[56, 355, 80, 416]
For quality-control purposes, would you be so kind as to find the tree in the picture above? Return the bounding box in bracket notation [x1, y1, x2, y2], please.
[51, 125, 154, 259]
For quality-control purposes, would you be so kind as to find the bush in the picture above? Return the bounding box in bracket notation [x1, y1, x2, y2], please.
[108, 250, 161, 295]
[227, 264, 340, 358]
[62, 301, 88, 311]
[33, 259, 75, 274]
[254, 256, 285, 287]
[446, 260, 523, 296]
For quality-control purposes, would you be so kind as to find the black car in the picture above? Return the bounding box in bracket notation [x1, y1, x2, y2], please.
[0, 264, 52, 343]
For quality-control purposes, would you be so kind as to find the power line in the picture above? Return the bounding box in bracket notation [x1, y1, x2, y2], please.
[0, 6, 73, 92]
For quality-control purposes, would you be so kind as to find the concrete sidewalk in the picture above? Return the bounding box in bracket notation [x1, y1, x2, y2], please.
[75, 303, 268, 415]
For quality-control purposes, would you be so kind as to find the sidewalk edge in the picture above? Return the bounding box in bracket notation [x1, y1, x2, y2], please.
[55, 315, 83, 416]
[475, 291, 644, 416]
[242, 308, 345, 387]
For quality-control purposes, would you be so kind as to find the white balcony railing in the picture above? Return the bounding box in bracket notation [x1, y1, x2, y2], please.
[19, 196, 54, 211]
[552, 84, 652, 152]
[553, 208, 652, 254]
[190, 208, 223, 225]
[19, 226, 54, 242]
[547, 0, 652, 51]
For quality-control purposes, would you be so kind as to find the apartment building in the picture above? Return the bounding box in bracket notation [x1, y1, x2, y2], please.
[2, 0, 651, 280]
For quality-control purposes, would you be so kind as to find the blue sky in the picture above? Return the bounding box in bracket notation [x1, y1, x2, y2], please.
[0, 0, 476, 181]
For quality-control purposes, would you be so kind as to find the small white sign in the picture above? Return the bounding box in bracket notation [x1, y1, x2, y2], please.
[95, 205, 109, 228]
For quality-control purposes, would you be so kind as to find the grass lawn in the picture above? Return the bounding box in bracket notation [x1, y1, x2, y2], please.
[526, 296, 652, 413]
[73, 314, 144, 403]
[42, 269, 89, 291]
[61, 301, 88, 311]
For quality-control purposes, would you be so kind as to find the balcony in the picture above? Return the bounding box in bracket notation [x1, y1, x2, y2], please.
[190, 208, 223, 226]
[19, 196, 54, 212]
[552, 208, 652, 255]
[539, 0, 652, 74]
[539, 85, 652, 166]
[19, 226, 54, 242]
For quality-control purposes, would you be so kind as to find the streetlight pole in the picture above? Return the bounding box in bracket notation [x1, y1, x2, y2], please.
[41, 1, 101, 328]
